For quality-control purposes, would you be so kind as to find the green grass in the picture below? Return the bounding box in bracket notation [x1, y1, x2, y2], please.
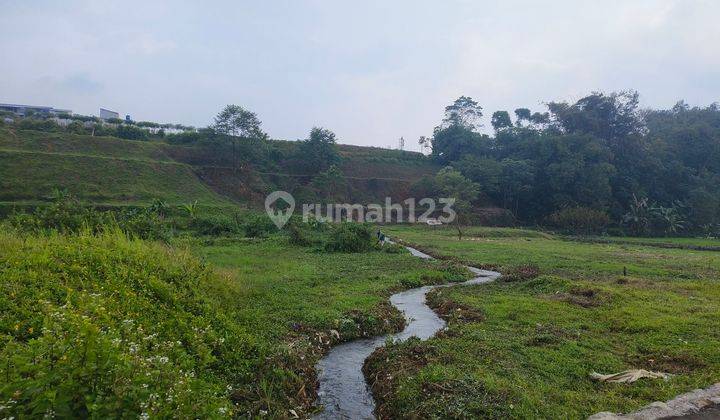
[189, 236, 469, 341]
[0, 127, 439, 208]
[0, 226, 468, 417]
[0, 128, 176, 161]
[368, 225, 720, 419]
[0, 149, 231, 205]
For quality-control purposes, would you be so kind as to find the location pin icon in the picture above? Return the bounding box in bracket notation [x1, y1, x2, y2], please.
[265, 191, 295, 229]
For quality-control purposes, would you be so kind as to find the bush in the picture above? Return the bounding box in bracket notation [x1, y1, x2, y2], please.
[190, 214, 241, 236]
[5, 192, 169, 240]
[0, 230, 253, 417]
[382, 242, 407, 254]
[115, 208, 170, 240]
[287, 220, 313, 246]
[545, 207, 610, 235]
[116, 124, 149, 140]
[324, 222, 376, 253]
[6, 191, 108, 234]
[241, 213, 277, 238]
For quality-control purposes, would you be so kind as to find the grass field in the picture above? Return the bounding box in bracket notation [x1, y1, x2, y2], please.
[0, 226, 469, 417]
[366, 225, 720, 418]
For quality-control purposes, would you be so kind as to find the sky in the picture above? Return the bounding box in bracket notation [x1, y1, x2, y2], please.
[1, 0, 719, 150]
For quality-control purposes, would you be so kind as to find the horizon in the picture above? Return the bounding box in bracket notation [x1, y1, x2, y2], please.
[2, 1, 719, 151]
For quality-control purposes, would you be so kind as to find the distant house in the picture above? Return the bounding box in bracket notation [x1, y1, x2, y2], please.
[99, 108, 119, 120]
[0, 103, 72, 117]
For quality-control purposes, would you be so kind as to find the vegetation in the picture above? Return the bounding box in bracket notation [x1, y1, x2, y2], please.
[0, 207, 470, 417]
[421, 91, 720, 236]
[3, 94, 719, 419]
[0, 118, 434, 209]
[368, 225, 720, 418]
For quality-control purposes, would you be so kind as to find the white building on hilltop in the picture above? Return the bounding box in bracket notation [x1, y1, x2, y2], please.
[99, 108, 119, 120]
[0, 103, 72, 117]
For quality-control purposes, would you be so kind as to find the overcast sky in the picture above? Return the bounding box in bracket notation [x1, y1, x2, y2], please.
[1, 0, 718, 150]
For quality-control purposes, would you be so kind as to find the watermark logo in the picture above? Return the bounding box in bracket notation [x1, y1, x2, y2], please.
[264, 191, 456, 226]
[265, 190, 295, 228]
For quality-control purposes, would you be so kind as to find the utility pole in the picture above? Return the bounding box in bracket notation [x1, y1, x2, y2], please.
[398, 136, 405, 151]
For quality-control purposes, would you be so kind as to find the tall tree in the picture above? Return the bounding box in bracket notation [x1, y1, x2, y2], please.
[213, 105, 266, 171]
[434, 166, 480, 240]
[443, 96, 483, 129]
[418, 135, 431, 154]
[299, 127, 341, 174]
[491, 111, 513, 131]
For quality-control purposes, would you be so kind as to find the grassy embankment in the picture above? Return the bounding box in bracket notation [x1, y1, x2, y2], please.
[0, 127, 438, 210]
[366, 225, 720, 419]
[0, 226, 468, 418]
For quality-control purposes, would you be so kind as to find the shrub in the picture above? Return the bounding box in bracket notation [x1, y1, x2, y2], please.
[324, 222, 376, 253]
[382, 242, 407, 254]
[545, 207, 609, 235]
[6, 191, 108, 234]
[116, 124, 148, 140]
[0, 230, 254, 417]
[287, 220, 313, 246]
[190, 214, 241, 236]
[241, 213, 277, 238]
[5, 192, 169, 240]
[115, 208, 170, 240]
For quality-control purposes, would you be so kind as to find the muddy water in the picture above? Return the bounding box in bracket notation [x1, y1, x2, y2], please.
[314, 245, 501, 419]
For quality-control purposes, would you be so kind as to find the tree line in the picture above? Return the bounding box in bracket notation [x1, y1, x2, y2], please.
[422, 91, 720, 236]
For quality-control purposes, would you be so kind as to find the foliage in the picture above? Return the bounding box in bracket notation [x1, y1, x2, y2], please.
[116, 124, 149, 140]
[545, 207, 610, 235]
[491, 110, 513, 131]
[240, 213, 277, 238]
[297, 127, 341, 174]
[0, 230, 254, 417]
[5, 192, 169, 240]
[434, 166, 480, 239]
[323, 222, 377, 253]
[310, 165, 347, 201]
[180, 200, 199, 219]
[213, 104, 265, 141]
[421, 91, 720, 235]
[213, 104, 267, 171]
[442, 96, 483, 129]
[190, 213, 241, 236]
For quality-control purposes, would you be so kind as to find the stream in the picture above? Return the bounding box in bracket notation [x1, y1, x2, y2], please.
[314, 245, 501, 419]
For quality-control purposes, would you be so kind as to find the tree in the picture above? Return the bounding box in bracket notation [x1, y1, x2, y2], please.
[310, 165, 347, 202]
[299, 127, 341, 174]
[491, 111, 513, 131]
[622, 194, 651, 236]
[418, 135, 431, 155]
[431, 124, 490, 164]
[443, 96, 483, 129]
[434, 166, 480, 240]
[547, 90, 645, 144]
[213, 105, 266, 171]
[514, 108, 532, 126]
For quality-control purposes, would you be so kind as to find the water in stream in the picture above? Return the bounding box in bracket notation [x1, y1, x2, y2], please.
[314, 246, 501, 419]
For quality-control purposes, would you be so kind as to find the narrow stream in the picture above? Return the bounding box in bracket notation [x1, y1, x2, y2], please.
[314, 245, 501, 419]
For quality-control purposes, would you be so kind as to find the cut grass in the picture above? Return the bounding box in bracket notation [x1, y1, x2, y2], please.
[369, 225, 720, 419]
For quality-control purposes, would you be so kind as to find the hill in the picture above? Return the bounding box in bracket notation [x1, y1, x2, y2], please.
[0, 127, 438, 210]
